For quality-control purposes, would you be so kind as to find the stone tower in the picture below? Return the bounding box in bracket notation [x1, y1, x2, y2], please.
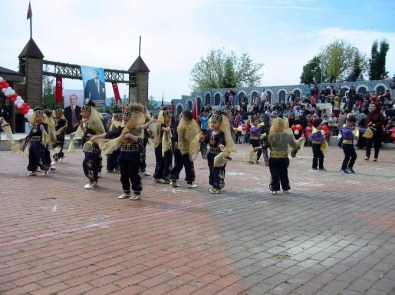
[18, 38, 44, 108]
[128, 56, 150, 106]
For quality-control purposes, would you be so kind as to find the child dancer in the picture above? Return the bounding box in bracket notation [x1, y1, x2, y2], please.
[169, 110, 201, 188]
[106, 106, 122, 173]
[152, 109, 174, 184]
[267, 117, 304, 195]
[91, 104, 155, 200]
[310, 118, 328, 170]
[340, 115, 365, 174]
[248, 117, 262, 164]
[201, 111, 236, 194]
[70, 100, 105, 189]
[25, 107, 51, 176]
[52, 106, 68, 165]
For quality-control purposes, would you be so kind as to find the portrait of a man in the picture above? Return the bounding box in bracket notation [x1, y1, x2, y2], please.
[84, 69, 106, 100]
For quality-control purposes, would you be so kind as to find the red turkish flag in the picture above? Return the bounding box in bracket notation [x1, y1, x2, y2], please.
[27, 2, 32, 20]
[55, 76, 62, 104]
[193, 101, 198, 122]
[112, 83, 121, 102]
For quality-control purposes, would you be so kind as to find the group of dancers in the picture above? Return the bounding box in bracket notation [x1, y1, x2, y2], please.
[3, 99, 385, 198]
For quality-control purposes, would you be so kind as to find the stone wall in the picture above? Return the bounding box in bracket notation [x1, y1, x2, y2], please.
[171, 80, 392, 116]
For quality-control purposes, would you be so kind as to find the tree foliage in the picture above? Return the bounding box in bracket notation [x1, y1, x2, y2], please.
[190, 48, 263, 91]
[147, 95, 159, 111]
[369, 39, 390, 80]
[42, 65, 55, 108]
[317, 40, 368, 83]
[300, 56, 322, 84]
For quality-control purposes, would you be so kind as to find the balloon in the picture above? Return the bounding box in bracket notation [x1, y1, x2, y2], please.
[291, 125, 296, 131]
[241, 131, 246, 135]
[237, 126, 242, 131]
[325, 130, 330, 136]
[241, 124, 247, 132]
[322, 124, 329, 131]
[305, 126, 312, 137]
[390, 127, 395, 139]
[294, 130, 299, 135]
[16, 101, 23, 108]
[8, 93, 17, 103]
[296, 124, 303, 131]
[321, 130, 326, 135]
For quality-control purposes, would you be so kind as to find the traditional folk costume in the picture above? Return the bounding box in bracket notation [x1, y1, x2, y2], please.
[99, 104, 146, 200]
[73, 100, 105, 189]
[340, 115, 365, 174]
[52, 106, 68, 164]
[248, 121, 266, 164]
[201, 111, 236, 194]
[268, 117, 304, 195]
[25, 108, 52, 176]
[106, 106, 122, 173]
[152, 109, 174, 184]
[169, 110, 201, 188]
[310, 118, 328, 170]
[139, 109, 153, 177]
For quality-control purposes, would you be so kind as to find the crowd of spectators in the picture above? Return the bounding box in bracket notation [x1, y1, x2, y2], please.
[197, 82, 395, 147]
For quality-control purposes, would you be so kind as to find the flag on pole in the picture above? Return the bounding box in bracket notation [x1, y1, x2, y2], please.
[193, 100, 198, 122]
[27, 2, 32, 20]
[55, 76, 62, 104]
[112, 83, 121, 103]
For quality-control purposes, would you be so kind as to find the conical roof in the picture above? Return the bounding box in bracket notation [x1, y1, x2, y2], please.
[18, 38, 44, 59]
[128, 56, 149, 72]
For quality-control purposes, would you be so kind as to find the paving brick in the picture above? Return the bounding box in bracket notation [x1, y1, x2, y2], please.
[1, 145, 395, 294]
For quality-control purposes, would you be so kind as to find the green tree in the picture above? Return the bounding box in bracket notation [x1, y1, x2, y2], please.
[42, 65, 55, 108]
[318, 40, 368, 83]
[369, 39, 390, 80]
[147, 95, 159, 111]
[190, 48, 263, 91]
[300, 56, 322, 84]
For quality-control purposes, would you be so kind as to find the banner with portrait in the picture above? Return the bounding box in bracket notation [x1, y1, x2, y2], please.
[81, 66, 106, 108]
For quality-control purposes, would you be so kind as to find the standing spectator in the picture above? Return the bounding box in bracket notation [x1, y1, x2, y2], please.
[365, 103, 386, 162]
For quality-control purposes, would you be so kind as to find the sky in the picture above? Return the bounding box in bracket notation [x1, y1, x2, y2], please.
[1, 0, 395, 103]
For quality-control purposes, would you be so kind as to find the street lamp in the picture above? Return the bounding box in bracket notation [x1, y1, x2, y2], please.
[310, 61, 323, 84]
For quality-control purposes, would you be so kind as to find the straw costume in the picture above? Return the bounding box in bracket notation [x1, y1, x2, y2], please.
[152, 109, 174, 183]
[72, 100, 105, 189]
[139, 108, 153, 176]
[95, 103, 146, 200]
[201, 111, 236, 194]
[169, 110, 201, 188]
[52, 106, 68, 164]
[25, 107, 51, 176]
[106, 105, 122, 173]
[268, 117, 304, 195]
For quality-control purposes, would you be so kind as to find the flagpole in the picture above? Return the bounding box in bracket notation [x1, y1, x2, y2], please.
[30, 17, 32, 39]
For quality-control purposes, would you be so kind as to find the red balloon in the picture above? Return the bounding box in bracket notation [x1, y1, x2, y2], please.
[390, 127, 395, 139]
[296, 124, 303, 131]
[291, 125, 296, 131]
[241, 124, 247, 132]
[8, 94, 17, 103]
[325, 130, 330, 136]
[322, 124, 329, 131]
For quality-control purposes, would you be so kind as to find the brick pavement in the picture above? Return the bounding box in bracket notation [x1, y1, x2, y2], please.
[0, 143, 394, 295]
